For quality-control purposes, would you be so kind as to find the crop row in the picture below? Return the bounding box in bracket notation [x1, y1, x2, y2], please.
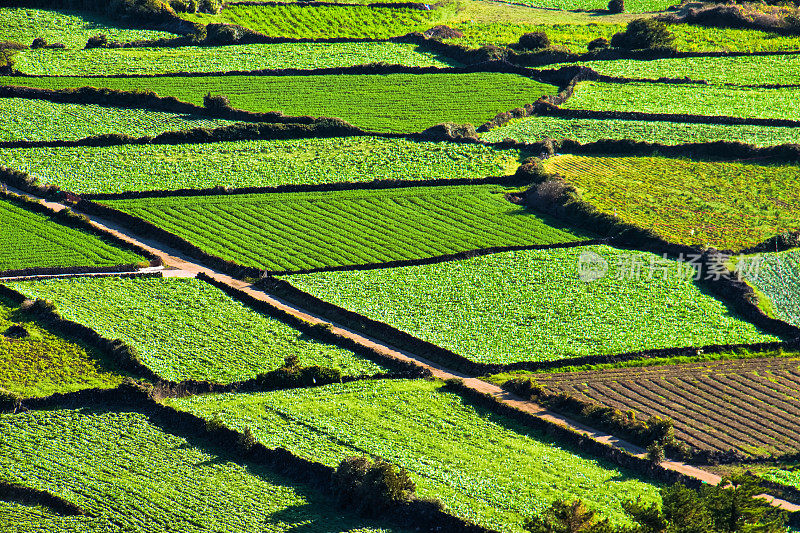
[0, 196, 144, 272]
[542, 154, 800, 250]
[1, 137, 523, 194]
[102, 184, 591, 272]
[281, 245, 777, 365]
[8, 277, 386, 383]
[168, 378, 660, 532]
[0, 73, 556, 133]
[15, 42, 458, 76]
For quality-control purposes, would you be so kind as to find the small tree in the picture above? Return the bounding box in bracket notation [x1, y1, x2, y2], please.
[608, 0, 624, 13]
[611, 19, 675, 50]
[646, 442, 665, 464]
[0, 388, 20, 413]
[702, 475, 788, 533]
[518, 31, 551, 50]
[332, 456, 416, 516]
[525, 500, 613, 533]
[31, 37, 47, 49]
[203, 93, 231, 112]
[85, 34, 108, 49]
[587, 37, 610, 51]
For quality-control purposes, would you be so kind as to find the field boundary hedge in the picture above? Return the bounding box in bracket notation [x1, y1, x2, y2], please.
[0, 481, 86, 517]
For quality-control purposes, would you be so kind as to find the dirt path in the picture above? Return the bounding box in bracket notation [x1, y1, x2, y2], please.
[10, 187, 800, 512]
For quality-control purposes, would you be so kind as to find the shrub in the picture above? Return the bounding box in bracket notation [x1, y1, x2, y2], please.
[236, 426, 257, 453]
[608, 0, 624, 13]
[525, 499, 612, 533]
[0, 388, 20, 413]
[646, 442, 665, 463]
[203, 93, 232, 112]
[587, 37, 610, 50]
[611, 18, 675, 50]
[31, 37, 47, 49]
[85, 34, 108, 49]
[332, 456, 416, 516]
[3, 324, 29, 339]
[198, 0, 222, 14]
[518, 31, 551, 50]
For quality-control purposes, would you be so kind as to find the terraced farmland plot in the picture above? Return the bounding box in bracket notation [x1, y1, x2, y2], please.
[15, 42, 458, 76]
[473, 0, 678, 12]
[481, 115, 800, 146]
[0, 196, 144, 272]
[542, 154, 800, 250]
[281, 246, 778, 365]
[2, 137, 522, 194]
[0, 98, 239, 142]
[0, 73, 557, 133]
[180, 3, 448, 39]
[0, 409, 399, 533]
[102, 185, 592, 272]
[167, 379, 660, 532]
[527, 356, 800, 457]
[0, 296, 125, 398]
[8, 277, 386, 383]
[738, 249, 800, 326]
[0, 7, 175, 48]
[562, 81, 800, 121]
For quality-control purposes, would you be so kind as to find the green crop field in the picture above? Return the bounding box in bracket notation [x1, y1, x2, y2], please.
[0, 73, 556, 133]
[1, 137, 523, 194]
[543, 154, 800, 250]
[481, 115, 800, 146]
[0, 98, 238, 142]
[0, 7, 175, 48]
[558, 54, 800, 86]
[8, 277, 386, 383]
[761, 468, 800, 490]
[102, 185, 592, 272]
[739, 250, 800, 327]
[563, 81, 800, 121]
[471, 0, 675, 12]
[0, 408, 399, 532]
[281, 246, 777, 365]
[181, 3, 450, 39]
[0, 196, 144, 272]
[0, 296, 125, 398]
[14, 42, 458, 76]
[167, 379, 660, 532]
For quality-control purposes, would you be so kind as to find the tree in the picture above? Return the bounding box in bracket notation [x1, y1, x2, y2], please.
[518, 31, 551, 50]
[525, 500, 614, 533]
[610, 19, 675, 50]
[701, 476, 788, 533]
[661, 483, 715, 533]
[608, 0, 624, 13]
[332, 456, 416, 516]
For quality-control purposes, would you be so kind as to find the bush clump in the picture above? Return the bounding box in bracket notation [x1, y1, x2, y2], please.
[332, 456, 416, 516]
[587, 37, 610, 50]
[608, 0, 624, 13]
[611, 18, 675, 50]
[518, 31, 551, 50]
[255, 356, 342, 389]
[203, 93, 232, 112]
[3, 324, 29, 339]
[0, 388, 20, 413]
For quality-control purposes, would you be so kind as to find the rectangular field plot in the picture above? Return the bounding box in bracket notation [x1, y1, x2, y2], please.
[0, 73, 557, 133]
[281, 246, 778, 365]
[0, 296, 124, 398]
[3, 137, 523, 194]
[8, 277, 387, 383]
[0, 409, 398, 533]
[739, 250, 800, 327]
[0, 196, 144, 272]
[0, 98, 238, 142]
[481, 115, 800, 146]
[529, 356, 800, 457]
[562, 81, 800, 121]
[542, 154, 800, 250]
[103, 185, 592, 272]
[15, 42, 458, 76]
[167, 379, 660, 532]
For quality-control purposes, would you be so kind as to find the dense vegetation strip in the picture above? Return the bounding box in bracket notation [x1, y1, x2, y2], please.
[1, 137, 523, 194]
[0, 73, 556, 133]
[557, 55, 800, 86]
[739, 250, 800, 327]
[562, 81, 800, 122]
[481, 116, 800, 146]
[8, 277, 386, 383]
[0, 98, 238, 142]
[0, 409, 398, 532]
[542, 154, 800, 250]
[281, 246, 777, 365]
[0, 197, 144, 272]
[167, 379, 660, 532]
[0, 296, 125, 398]
[468, 0, 680, 13]
[15, 42, 458, 76]
[180, 3, 450, 39]
[102, 185, 592, 272]
[0, 7, 175, 48]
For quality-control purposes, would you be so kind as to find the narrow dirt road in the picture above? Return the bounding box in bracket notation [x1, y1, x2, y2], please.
[11, 187, 800, 513]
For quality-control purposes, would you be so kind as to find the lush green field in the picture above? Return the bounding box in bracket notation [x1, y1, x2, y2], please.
[181, 3, 449, 38]
[281, 246, 777, 365]
[0, 7, 174, 48]
[0, 73, 556, 133]
[167, 379, 660, 532]
[559, 54, 800, 86]
[760, 467, 800, 490]
[0, 409, 398, 532]
[563, 81, 800, 121]
[103, 185, 592, 272]
[0, 98, 238, 142]
[739, 250, 800, 327]
[0, 197, 144, 272]
[2, 137, 523, 194]
[8, 277, 386, 383]
[481, 115, 800, 145]
[0, 296, 124, 398]
[543, 154, 800, 250]
[15, 42, 458, 76]
[476, 0, 674, 12]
